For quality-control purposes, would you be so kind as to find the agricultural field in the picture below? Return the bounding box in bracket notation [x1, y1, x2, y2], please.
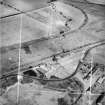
[0, 0, 105, 105]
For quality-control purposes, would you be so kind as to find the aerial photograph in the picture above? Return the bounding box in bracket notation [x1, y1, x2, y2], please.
[0, 0, 105, 105]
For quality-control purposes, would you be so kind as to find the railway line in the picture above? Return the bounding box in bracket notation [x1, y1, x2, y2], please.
[0, 39, 105, 79]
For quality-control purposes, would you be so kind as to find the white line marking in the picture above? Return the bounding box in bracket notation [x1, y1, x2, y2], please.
[17, 14, 23, 104]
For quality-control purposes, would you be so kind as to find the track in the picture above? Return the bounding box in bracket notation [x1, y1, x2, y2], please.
[1, 40, 105, 81]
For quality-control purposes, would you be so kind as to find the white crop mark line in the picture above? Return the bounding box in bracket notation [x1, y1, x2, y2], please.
[17, 14, 23, 104]
[47, 6, 53, 37]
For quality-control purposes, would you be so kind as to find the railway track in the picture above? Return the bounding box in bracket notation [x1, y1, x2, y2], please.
[1, 40, 105, 81]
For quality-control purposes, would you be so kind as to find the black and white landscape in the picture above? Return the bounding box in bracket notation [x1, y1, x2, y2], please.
[0, 0, 105, 105]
